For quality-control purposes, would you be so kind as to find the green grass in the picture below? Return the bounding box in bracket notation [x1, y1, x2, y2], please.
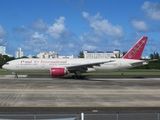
[82, 71, 160, 75]
[0, 69, 160, 76]
[0, 69, 50, 75]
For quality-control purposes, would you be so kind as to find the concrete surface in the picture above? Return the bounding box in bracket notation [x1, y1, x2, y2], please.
[0, 76, 160, 107]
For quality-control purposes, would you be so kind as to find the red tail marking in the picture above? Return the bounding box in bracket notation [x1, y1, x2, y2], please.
[123, 36, 148, 60]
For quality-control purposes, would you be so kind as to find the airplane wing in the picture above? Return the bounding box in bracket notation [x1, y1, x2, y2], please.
[66, 60, 114, 72]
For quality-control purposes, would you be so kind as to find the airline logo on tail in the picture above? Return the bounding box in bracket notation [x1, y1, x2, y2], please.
[123, 36, 148, 60]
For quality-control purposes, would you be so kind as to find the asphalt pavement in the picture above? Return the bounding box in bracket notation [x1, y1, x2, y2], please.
[0, 75, 160, 120]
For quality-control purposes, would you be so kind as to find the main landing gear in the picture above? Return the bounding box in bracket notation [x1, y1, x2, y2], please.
[72, 71, 85, 79]
[12, 72, 18, 78]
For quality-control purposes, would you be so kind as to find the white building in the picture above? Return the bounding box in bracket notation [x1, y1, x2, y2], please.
[37, 51, 76, 59]
[0, 46, 6, 54]
[113, 50, 120, 58]
[58, 55, 76, 58]
[95, 51, 104, 59]
[37, 51, 59, 58]
[15, 48, 23, 58]
[83, 51, 95, 59]
[83, 50, 116, 59]
[104, 51, 116, 58]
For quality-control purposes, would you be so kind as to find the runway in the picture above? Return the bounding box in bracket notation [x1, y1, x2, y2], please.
[0, 75, 160, 119]
[0, 75, 160, 107]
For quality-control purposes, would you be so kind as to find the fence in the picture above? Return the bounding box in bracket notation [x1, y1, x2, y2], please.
[0, 113, 159, 120]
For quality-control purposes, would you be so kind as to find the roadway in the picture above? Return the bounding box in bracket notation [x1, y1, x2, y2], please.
[0, 75, 160, 119]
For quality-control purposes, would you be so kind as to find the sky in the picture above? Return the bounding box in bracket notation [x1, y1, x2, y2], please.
[0, 0, 160, 57]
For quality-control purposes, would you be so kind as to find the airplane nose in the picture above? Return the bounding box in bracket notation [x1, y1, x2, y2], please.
[2, 65, 6, 69]
[2, 64, 8, 70]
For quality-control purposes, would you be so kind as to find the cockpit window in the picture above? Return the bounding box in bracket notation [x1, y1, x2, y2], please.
[5, 63, 9, 65]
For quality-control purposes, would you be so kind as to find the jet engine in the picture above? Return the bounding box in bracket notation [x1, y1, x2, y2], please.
[50, 68, 67, 77]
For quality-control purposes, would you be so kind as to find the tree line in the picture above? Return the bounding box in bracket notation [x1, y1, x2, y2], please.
[0, 54, 15, 68]
[136, 52, 160, 69]
[0, 52, 160, 69]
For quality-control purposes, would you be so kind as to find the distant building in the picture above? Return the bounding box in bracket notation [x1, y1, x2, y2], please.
[113, 50, 120, 58]
[83, 51, 95, 59]
[95, 51, 104, 59]
[0, 46, 6, 54]
[15, 48, 23, 58]
[37, 51, 59, 58]
[58, 55, 76, 59]
[104, 51, 116, 58]
[83, 50, 117, 59]
[37, 51, 76, 59]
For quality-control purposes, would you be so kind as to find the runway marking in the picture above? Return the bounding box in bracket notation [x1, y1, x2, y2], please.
[89, 78, 160, 81]
[0, 89, 160, 94]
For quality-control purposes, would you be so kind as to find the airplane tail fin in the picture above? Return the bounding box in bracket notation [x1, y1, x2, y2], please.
[123, 36, 148, 60]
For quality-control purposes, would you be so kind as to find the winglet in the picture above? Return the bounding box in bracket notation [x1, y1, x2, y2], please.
[123, 36, 148, 60]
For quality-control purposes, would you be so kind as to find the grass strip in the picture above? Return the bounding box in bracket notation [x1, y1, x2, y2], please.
[0, 69, 160, 76]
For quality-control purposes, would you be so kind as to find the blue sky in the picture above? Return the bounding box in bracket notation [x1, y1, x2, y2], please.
[0, 0, 160, 57]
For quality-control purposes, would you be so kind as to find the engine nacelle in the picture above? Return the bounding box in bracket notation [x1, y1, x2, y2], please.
[50, 68, 67, 77]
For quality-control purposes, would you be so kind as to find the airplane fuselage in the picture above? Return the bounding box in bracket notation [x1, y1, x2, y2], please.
[2, 58, 144, 73]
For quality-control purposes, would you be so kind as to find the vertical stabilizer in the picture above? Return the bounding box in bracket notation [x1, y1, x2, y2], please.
[123, 36, 148, 60]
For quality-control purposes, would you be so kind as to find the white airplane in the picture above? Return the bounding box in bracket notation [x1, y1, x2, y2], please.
[2, 36, 151, 78]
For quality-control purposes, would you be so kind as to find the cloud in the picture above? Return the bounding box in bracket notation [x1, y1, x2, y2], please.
[82, 11, 124, 39]
[22, 32, 50, 53]
[31, 19, 48, 31]
[9, 12, 127, 56]
[82, 44, 97, 51]
[12, 26, 30, 42]
[141, 1, 160, 21]
[11, 16, 76, 56]
[13, 26, 27, 34]
[112, 40, 121, 47]
[46, 17, 67, 39]
[0, 25, 7, 44]
[131, 19, 149, 32]
[82, 12, 102, 21]
[81, 32, 101, 42]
